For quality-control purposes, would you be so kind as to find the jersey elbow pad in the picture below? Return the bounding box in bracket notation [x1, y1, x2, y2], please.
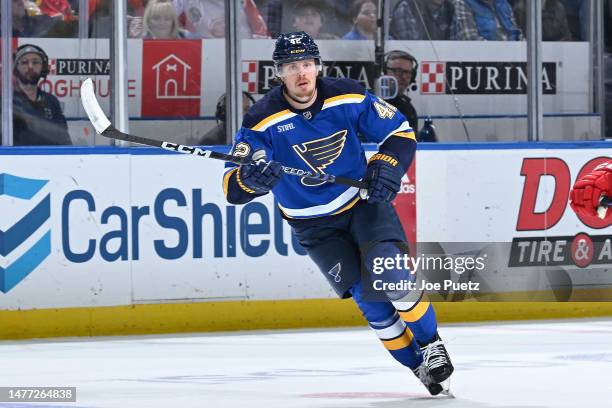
[379, 133, 417, 173]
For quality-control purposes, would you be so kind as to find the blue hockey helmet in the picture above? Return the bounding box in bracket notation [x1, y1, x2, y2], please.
[273, 31, 322, 68]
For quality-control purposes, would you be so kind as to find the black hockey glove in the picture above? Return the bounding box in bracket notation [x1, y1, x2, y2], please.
[365, 152, 403, 203]
[237, 160, 283, 194]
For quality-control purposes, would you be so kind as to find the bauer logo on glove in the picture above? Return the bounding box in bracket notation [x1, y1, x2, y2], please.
[364, 152, 403, 203]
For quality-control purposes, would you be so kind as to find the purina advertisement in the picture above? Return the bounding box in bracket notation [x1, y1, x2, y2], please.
[1, 146, 611, 310]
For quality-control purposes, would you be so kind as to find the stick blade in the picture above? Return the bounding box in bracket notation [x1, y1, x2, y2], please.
[80, 78, 111, 134]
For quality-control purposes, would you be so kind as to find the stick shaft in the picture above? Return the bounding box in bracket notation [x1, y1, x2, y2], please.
[102, 128, 368, 189]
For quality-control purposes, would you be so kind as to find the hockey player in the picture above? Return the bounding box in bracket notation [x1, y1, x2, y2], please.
[222, 31, 453, 395]
[570, 161, 612, 221]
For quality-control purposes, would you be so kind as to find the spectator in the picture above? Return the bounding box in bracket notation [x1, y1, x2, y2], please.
[173, 0, 267, 38]
[342, 0, 376, 40]
[256, 0, 282, 37]
[513, 0, 572, 41]
[38, 0, 76, 21]
[198, 91, 256, 145]
[12, 0, 38, 37]
[143, 0, 188, 39]
[88, 0, 111, 38]
[452, 0, 523, 41]
[559, 0, 587, 41]
[390, 0, 455, 40]
[11, 44, 72, 146]
[383, 50, 419, 133]
[291, 0, 339, 39]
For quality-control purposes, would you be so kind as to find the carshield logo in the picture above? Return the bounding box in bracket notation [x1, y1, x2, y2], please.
[0, 174, 51, 293]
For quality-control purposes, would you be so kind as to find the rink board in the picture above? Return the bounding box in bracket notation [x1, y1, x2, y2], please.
[0, 143, 611, 338]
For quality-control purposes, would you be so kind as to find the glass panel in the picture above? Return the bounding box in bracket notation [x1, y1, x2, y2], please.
[540, 0, 600, 140]
[126, 0, 221, 147]
[387, 0, 528, 142]
[9, 0, 100, 146]
[605, 0, 611, 139]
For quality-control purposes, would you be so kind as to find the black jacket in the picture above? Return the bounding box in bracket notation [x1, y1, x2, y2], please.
[11, 88, 72, 146]
[386, 93, 419, 133]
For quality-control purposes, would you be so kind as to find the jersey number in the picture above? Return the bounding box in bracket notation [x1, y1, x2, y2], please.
[374, 101, 396, 119]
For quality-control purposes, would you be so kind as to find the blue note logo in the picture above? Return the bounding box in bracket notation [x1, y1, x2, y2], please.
[0, 174, 51, 293]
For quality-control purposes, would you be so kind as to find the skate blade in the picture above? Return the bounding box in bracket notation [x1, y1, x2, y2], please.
[439, 379, 455, 398]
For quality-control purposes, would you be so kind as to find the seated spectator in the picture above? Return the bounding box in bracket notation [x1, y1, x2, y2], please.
[197, 91, 256, 145]
[12, 0, 37, 37]
[257, 0, 282, 38]
[38, 0, 76, 21]
[292, 0, 338, 39]
[173, 0, 268, 38]
[513, 0, 572, 41]
[559, 0, 587, 41]
[10, 44, 72, 145]
[88, 0, 111, 38]
[452, 0, 523, 41]
[390, 0, 455, 40]
[143, 0, 188, 39]
[342, 0, 376, 40]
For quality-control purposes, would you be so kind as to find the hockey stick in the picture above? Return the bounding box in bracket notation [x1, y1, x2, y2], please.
[79, 78, 368, 189]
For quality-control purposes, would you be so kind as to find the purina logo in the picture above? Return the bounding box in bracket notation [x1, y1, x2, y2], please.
[0, 174, 51, 293]
[420, 61, 557, 95]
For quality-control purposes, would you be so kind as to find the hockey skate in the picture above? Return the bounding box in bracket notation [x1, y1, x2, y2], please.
[413, 333, 454, 396]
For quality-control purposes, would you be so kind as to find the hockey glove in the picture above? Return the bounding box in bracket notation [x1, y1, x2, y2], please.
[365, 152, 403, 203]
[570, 162, 612, 220]
[237, 160, 283, 194]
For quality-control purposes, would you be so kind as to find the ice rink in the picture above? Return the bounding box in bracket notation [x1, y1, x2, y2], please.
[1, 318, 611, 408]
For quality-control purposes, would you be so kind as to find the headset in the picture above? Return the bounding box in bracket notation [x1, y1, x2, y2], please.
[13, 43, 50, 79]
[383, 50, 418, 86]
[215, 91, 257, 122]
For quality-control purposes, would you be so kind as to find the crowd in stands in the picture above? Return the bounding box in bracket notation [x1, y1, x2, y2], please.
[6, 0, 595, 42]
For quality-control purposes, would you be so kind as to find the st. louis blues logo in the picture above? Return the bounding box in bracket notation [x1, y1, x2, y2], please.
[292, 130, 347, 186]
[0, 174, 51, 293]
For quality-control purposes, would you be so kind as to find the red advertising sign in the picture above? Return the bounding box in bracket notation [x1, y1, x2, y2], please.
[393, 161, 417, 246]
[517, 156, 612, 231]
[141, 40, 201, 117]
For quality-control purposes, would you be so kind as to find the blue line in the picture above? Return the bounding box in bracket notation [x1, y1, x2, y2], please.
[0, 142, 609, 155]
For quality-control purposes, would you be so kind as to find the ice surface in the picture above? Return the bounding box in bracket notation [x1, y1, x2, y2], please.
[1, 319, 611, 408]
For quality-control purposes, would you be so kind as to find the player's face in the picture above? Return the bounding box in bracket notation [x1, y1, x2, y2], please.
[386, 58, 413, 93]
[149, 11, 174, 38]
[280, 59, 319, 101]
[16, 52, 43, 82]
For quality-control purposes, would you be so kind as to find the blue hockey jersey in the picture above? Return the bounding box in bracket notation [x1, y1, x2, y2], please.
[223, 77, 416, 219]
